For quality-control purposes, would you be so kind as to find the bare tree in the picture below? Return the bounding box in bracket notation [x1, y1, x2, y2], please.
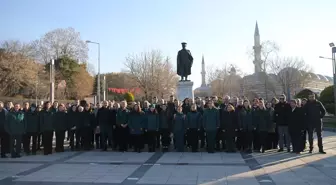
[268, 57, 311, 93]
[124, 50, 178, 99]
[33, 27, 88, 63]
[0, 40, 36, 58]
[207, 64, 242, 97]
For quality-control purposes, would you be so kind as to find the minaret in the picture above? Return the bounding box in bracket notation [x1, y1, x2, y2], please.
[253, 21, 262, 73]
[201, 55, 206, 87]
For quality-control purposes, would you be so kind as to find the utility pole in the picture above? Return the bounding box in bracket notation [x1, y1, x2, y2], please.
[103, 75, 106, 101]
[50, 59, 55, 103]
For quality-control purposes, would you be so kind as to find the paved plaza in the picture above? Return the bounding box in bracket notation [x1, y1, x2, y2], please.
[0, 132, 336, 185]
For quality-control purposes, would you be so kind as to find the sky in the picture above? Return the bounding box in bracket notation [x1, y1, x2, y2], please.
[1, 0, 336, 89]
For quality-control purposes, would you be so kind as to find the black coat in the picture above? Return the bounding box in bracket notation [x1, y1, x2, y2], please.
[97, 107, 111, 126]
[288, 107, 305, 132]
[274, 102, 291, 126]
[304, 100, 326, 127]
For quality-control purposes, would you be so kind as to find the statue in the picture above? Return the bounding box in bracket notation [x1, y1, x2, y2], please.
[177, 42, 193, 81]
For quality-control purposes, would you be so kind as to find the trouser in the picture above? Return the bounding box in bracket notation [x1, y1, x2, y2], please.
[174, 131, 185, 152]
[253, 130, 260, 150]
[37, 133, 42, 149]
[198, 127, 205, 148]
[147, 130, 157, 152]
[55, 130, 65, 152]
[95, 133, 101, 149]
[278, 126, 291, 149]
[206, 130, 216, 153]
[290, 130, 303, 152]
[119, 127, 129, 152]
[308, 126, 323, 151]
[302, 129, 307, 150]
[10, 135, 22, 157]
[83, 127, 93, 150]
[75, 128, 84, 149]
[156, 130, 161, 148]
[242, 131, 253, 151]
[42, 131, 53, 155]
[23, 132, 38, 154]
[216, 128, 224, 150]
[235, 130, 243, 150]
[112, 127, 118, 149]
[268, 132, 278, 149]
[188, 128, 198, 152]
[259, 131, 268, 151]
[0, 130, 10, 156]
[225, 131, 236, 152]
[101, 127, 113, 151]
[132, 134, 143, 152]
[68, 130, 75, 150]
[161, 129, 171, 147]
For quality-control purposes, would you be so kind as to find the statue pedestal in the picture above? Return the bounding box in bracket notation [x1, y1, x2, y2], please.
[176, 81, 194, 101]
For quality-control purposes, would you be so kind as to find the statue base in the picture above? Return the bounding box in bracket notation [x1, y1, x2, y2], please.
[176, 81, 194, 101]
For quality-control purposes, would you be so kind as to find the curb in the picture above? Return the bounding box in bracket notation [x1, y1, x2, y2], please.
[323, 127, 336, 132]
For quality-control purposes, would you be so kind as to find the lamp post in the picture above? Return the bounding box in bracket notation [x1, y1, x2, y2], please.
[319, 42, 336, 115]
[86, 40, 101, 104]
[103, 75, 106, 101]
[50, 59, 55, 103]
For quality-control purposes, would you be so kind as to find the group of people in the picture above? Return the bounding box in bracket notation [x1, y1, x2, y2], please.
[0, 92, 327, 158]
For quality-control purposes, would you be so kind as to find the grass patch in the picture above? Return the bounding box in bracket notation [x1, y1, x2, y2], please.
[324, 121, 336, 128]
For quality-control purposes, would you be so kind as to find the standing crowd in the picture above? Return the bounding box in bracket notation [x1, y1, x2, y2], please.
[0, 92, 327, 158]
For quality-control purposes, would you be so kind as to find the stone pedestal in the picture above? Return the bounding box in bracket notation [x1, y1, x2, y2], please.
[176, 81, 194, 101]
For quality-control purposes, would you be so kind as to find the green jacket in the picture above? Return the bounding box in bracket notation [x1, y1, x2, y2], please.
[128, 112, 146, 135]
[40, 109, 54, 132]
[253, 108, 271, 132]
[238, 108, 254, 131]
[53, 111, 67, 131]
[159, 110, 170, 129]
[202, 108, 220, 131]
[117, 109, 129, 126]
[173, 113, 186, 132]
[145, 112, 159, 131]
[5, 110, 26, 135]
[186, 111, 202, 129]
[25, 111, 40, 133]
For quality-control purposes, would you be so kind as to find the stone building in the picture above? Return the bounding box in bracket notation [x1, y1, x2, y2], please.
[240, 22, 333, 100]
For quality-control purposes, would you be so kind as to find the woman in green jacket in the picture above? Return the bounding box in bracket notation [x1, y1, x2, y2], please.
[53, 104, 67, 153]
[254, 101, 271, 153]
[40, 101, 54, 155]
[186, 104, 202, 152]
[238, 100, 254, 153]
[203, 100, 220, 153]
[145, 105, 159, 152]
[6, 103, 26, 158]
[24, 104, 39, 155]
[128, 104, 146, 153]
[173, 106, 186, 152]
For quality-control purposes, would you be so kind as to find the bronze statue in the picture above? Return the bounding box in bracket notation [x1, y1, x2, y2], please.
[177, 42, 193, 81]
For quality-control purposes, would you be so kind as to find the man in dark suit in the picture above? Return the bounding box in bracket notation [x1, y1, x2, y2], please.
[304, 94, 326, 154]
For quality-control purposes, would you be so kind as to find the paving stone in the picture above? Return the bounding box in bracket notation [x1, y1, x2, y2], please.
[65, 151, 153, 163]
[0, 163, 42, 180]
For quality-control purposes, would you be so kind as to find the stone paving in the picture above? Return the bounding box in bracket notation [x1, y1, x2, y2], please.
[0, 131, 335, 185]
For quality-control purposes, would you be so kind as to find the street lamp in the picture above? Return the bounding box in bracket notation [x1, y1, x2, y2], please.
[331, 43, 336, 115]
[319, 43, 336, 115]
[86, 40, 101, 103]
